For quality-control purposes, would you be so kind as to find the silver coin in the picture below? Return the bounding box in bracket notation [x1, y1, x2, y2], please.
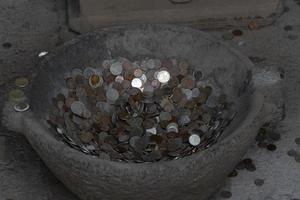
[143, 85, 154, 95]
[129, 136, 141, 148]
[178, 115, 191, 126]
[106, 88, 119, 101]
[102, 60, 111, 69]
[159, 112, 172, 121]
[157, 70, 171, 83]
[167, 122, 179, 133]
[140, 74, 147, 84]
[131, 78, 143, 89]
[192, 88, 201, 98]
[71, 68, 82, 77]
[145, 59, 156, 69]
[83, 67, 96, 79]
[206, 95, 219, 108]
[146, 127, 157, 135]
[70, 101, 91, 118]
[181, 88, 193, 100]
[13, 102, 30, 112]
[118, 134, 130, 143]
[189, 134, 201, 146]
[56, 127, 65, 135]
[96, 101, 112, 113]
[110, 61, 123, 76]
[115, 75, 124, 83]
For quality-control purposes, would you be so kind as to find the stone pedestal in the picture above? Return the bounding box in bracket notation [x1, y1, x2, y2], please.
[67, 0, 282, 33]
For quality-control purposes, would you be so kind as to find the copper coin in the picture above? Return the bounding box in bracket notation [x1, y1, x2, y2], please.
[79, 131, 94, 143]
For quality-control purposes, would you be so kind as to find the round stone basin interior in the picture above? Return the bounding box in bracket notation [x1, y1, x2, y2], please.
[30, 25, 253, 163]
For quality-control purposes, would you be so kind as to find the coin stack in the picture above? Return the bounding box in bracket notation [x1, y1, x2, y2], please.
[9, 77, 30, 112]
[48, 57, 236, 162]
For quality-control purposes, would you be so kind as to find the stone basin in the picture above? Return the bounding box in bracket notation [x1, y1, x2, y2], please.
[2, 25, 272, 200]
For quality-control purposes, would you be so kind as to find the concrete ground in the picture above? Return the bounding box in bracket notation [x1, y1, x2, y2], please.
[0, 0, 299, 200]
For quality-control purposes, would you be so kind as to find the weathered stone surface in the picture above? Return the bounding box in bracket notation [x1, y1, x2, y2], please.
[2, 25, 276, 200]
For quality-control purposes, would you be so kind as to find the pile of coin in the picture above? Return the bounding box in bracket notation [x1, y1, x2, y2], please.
[48, 57, 236, 162]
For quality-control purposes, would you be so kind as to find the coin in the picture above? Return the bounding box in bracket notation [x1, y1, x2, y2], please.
[71, 68, 82, 77]
[110, 61, 123, 75]
[167, 123, 179, 133]
[189, 134, 201, 146]
[89, 74, 103, 88]
[178, 115, 191, 126]
[192, 88, 200, 98]
[146, 127, 157, 135]
[50, 57, 232, 162]
[145, 59, 157, 69]
[159, 112, 172, 121]
[248, 21, 259, 30]
[106, 88, 119, 101]
[151, 79, 160, 88]
[115, 75, 124, 83]
[79, 131, 94, 143]
[70, 101, 91, 118]
[102, 60, 111, 69]
[131, 78, 143, 89]
[8, 89, 24, 102]
[133, 69, 143, 77]
[118, 134, 130, 143]
[15, 77, 29, 88]
[83, 67, 96, 79]
[157, 70, 171, 83]
[181, 76, 195, 89]
[14, 102, 30, 112]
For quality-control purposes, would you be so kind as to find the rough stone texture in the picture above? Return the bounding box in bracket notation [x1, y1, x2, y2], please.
[2, 25, 272, 200]
[0, 0, 69, 86]
[68, 0, 282, 33]
[0, 0, 299, 199]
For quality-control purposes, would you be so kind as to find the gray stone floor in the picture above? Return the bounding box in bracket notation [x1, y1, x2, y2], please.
[0, 0, 300, 200]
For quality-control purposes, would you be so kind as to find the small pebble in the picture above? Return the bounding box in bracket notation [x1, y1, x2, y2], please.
[245, 163, 256, 172]
[228, 169, 238, 177]
[254, 178, 264, 186]
[2, 42, 12, 49]
[232, 29, 243, 36]
[267, 144, 277, 151]
[220, 191, 232, 198]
